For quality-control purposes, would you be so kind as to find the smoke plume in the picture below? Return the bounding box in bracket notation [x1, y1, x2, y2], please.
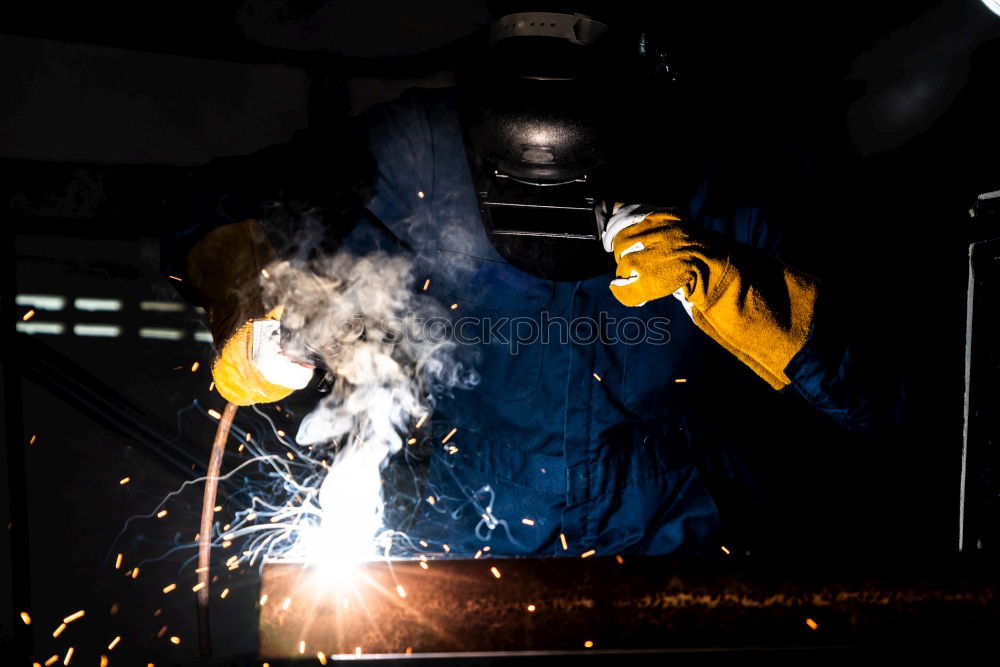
[260, 249, 477, 561]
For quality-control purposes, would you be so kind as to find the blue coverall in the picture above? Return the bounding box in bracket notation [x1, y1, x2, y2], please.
[165, 87, 892, 558]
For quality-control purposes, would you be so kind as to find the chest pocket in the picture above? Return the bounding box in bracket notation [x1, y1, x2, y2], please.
[428, 248, 553, 401]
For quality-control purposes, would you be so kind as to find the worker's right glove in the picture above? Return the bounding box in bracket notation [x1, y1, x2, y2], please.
[186, 219, 313, 405]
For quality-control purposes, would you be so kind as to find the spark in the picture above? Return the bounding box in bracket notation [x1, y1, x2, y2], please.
[490, 566, 502, 579]
[168, 275, 182, 281]
[20, 611, 31, 625]
[277, 430, 286, 437]
[282, 597, 292, 610]
[261, 269, 271, 279]
[415, 414, 428, 429]
[581, 549, 596, 558]
[162, 584, 176, 594]
[527, 604, 536, 612]
[674, 378, 687, 383]
[396, 585, 407, 598]
[405, 648, 413, 656]
[170, 636, 181, 645]
[108, 637, 121, 650]
[191, 362, 200, 372]
[474, 550, 482, 559]
[317, 652, 327, 665]
[53, 623, 66, 638]
[298, 641, 305, 654]
[560, 533, 568, 551]
[427, 496, 435, 505]
[109, 603, 119, 615]
[29, 434, 37, 445]
[417, 191, 425, 199]
[247, 512, 257, 521]
[45, 656, 59, 667]
[450, 303, 458, 310]
[521, 518, 534, 526]
[419, 562, 428, 570]
[63, 610, 85, 623]
[207, 409, 222, 420]
[720, 546, 730, 555]
[259, 594, 269, 605]
[114, 553, 122, 569]
[806, 618, 819, 630]
[616, 554, 624, 564]
[222, 540, 232, 548]
[100, 657, 108, 667]
[285, 452, 295, 461]
[442, 544, 450, 552]
[407, 438, 417, 445]
[220, 588, 230, 599]
[238, 443, 245, 453]
[422, 278, 430, 290]
[156, 510, 168, 518]
[355, 648, 362, 657]
[448, 446, 459, 454]
[156, 626, 167, 638]
[214, 505, 222, 512]
[119, 477, 130, 485]
[441, 428, 457, 443]
[592, 372, 602, 382]
[419, 540, 428, 547]
[584, 641, 594, 648]
[23, 309, 36, 321]
[192, 582, 205, 592]
[483, 546, 490, 552]
[131, 567, 139, 579]
[63, 647, 74, 665]
[209, 382, 215, 392]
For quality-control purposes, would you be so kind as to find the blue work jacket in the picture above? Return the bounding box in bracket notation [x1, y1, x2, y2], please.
[340, 87, 883, 558]
[164, 87, 894, 558]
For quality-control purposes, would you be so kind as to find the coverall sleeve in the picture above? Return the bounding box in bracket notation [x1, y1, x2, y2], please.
[160, 123, 375, 308]
[691, 173, 906, 438]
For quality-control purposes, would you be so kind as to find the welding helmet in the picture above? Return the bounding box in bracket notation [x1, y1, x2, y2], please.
[458, 9, 681, 281]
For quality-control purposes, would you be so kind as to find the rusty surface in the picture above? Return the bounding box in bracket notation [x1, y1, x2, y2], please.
[259, 557, 999, 658]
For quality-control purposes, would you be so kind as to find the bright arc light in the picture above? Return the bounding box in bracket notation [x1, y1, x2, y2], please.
[983, 0, 1000, 18]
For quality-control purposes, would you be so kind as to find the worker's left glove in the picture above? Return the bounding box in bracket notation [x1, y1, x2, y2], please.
[186, 219, 313, 405]
[601, 203, 819, 390]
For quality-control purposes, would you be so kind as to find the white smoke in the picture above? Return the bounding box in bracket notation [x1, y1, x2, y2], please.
[260, 250, 477, 562]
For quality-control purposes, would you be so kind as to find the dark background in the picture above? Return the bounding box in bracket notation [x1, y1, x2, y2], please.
[2, 0, 999, 663]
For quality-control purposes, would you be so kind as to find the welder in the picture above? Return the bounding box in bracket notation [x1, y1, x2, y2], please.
[163, 8, 897, 557]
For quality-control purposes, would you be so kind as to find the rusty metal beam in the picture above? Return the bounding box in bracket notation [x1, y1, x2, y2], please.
[259, 556, 999, 658]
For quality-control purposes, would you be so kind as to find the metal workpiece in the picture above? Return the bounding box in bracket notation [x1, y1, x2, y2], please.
[258, 557, 998, 657]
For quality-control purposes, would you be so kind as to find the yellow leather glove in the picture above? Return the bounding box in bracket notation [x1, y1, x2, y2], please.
[186, 220, 312, 405]
[602, 204, 819, 390]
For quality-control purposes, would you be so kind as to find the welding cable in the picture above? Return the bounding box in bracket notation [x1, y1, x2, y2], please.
[197, 401, 238, 658]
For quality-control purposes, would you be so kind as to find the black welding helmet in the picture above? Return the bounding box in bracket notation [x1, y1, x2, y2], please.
[458, 9, 682, 281]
